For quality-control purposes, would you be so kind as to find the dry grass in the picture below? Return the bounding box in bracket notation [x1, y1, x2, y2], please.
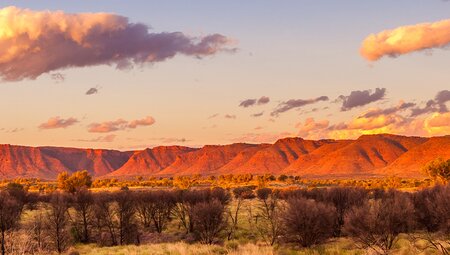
[69, 242, 274, 255]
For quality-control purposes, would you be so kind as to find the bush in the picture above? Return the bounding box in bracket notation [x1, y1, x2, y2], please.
[423, 158, 450, 184]
[282, 197, 337, 247]
[344, 191, 415, 254]
[191, 199, 227, 244]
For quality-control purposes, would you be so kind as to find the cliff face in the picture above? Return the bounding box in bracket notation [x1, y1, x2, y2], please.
[0, 134, 448, 179]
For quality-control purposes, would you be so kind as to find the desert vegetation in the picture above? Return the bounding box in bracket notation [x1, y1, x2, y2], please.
[0, 159, 447, 254]
[0, 169, 447, 254]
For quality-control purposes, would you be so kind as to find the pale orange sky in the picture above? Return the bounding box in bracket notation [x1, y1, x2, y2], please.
[0, 1, 449, 150]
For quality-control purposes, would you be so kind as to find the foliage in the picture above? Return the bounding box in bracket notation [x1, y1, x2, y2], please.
[423, 158, 450, 184]
[57, 170, 93, 193]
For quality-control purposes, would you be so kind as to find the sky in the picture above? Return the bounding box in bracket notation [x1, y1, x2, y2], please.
[0, 1, 449, 150]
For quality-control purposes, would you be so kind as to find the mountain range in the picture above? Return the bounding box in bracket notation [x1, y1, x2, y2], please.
[0, 134, 449, 179]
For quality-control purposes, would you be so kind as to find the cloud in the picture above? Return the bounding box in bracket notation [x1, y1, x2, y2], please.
[50, 73, 65, 83]
[239, 99, 257, 108]
[85, 87, 99, 95]
[423, 112, 450, 136]
[271, 96, 329, 116]
[39, 116, 78, 129]
[411, 90, 450, 116]
[296, 118, 329, 138]
[74, 134, 116, 143]
[426, 112, 450, 128]
[127, 116, 155, 128]
[207, 113, 219, 119]
[1, 128, 24, 133]
[88, 116, 155, 133]
[257, 96, 270, 105]
[251, 111, 264, 117]
[149, 137, 190, 144]
[230, 132, 291, 144]
[338, 88, 386, 111]
[361, 101, 415, 118]
[224, 114, 236, 119]
[361, 19, 450, 61]
[0, 6, 234, 81]
[239, 96, 270, 108]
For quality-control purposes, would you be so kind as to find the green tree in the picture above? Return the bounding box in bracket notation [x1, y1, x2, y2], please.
[57, 170, 93, 193]
[423, 158, 450, 184]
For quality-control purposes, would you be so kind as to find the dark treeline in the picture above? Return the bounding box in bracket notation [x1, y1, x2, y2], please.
[0, 183, 449, 254]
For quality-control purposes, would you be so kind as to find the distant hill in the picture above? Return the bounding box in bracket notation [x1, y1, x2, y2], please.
[0, 134, 448, 179]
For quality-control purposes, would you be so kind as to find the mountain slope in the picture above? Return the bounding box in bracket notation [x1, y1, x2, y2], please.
[228, 138, 330, 174]
[108, 146, 197, 177]
[157, 143, 257, 176]
[377, 136, 450, 177]
[288, 134, 428, 177]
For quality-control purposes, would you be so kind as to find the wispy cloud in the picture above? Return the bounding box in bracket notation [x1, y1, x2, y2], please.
[224, 114, 236, 119]
[74, 134, 116, 143]
[39, 117, 79, 129]
[271, 96, 329, 116]
[361, 101, 415, 118]
[88, 116, 155, 133]
[0, 6, 235, 81]
[50, 73, 65, 83]
[338, 88, 386, 111]
[361, 19, 450, 61]
[207, 113, 219, 119]
[230, 132, 291, 144]
[251, 111, 264, 117]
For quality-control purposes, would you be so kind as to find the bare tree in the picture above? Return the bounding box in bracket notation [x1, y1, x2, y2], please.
[227, 186, 255, 240]
[45, 192, 70, 254]
[255, 188, 281, 245]
[0, 191, 22, 255]
[113, 191, 138, 245]
[69, 188, 94, 243]
[282, 197, 337, 247]
[344, 191, 415, 254]
[92, 192, 118, 246]
[322, 187, 367, 236]
[192, 199, 227, 244]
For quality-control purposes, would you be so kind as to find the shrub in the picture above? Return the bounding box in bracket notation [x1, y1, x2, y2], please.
[282, 197, 337, 247]
[423, 158, 450, 184]
[344, 191, 415, 254]
[192, 199, 227, 244]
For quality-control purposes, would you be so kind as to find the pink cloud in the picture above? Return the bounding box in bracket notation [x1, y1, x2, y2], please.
[0, 6, 235, 81]
[88, 116, 155, 133]
[39, 117, 78, 129]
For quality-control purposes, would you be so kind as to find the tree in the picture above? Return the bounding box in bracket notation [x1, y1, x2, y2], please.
[135, 190, 175, 233]
[192, 200, 227, 244]
[0, 191, 22, 255]
[282, 197, 337, 247]
[227, 186, 255, 240]
[92, 193, 118, 246]
[255, 188, 281, 245]
[113, 191, 138, 245]
[57, 170, 93, 193]
[46, 192, 70, 254]
[322, 187, 367, 236]
[423, 158, 450, 184]
[69, 188, 94, 243]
